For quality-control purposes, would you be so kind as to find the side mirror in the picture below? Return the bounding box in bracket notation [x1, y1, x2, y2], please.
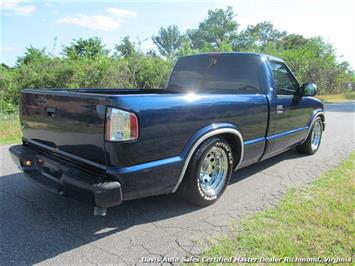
[301, 83, 317, 96]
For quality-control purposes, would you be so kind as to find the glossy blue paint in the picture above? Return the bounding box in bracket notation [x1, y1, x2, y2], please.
[111, 156, 182, 175]
[104, 93, 268, 167]
[107, 156, 183, 200]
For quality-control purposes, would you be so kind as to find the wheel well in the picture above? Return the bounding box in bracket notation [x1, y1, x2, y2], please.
[171, 128, 244, 193]
[220, 133, 243, 169]
[318, 113, 325, 130]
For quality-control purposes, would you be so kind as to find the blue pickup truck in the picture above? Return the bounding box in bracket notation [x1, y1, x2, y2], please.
[9, 52, 325, 215]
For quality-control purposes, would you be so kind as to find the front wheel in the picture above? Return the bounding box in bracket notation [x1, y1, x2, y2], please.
[178, 137, 233, 206]
[296, 117, 323, 155]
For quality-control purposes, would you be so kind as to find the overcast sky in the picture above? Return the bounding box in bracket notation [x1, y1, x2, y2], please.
[1, 0, 354, 68]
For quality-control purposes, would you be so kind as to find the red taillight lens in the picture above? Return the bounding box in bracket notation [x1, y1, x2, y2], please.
[130, 113, 138, 139]
[105, 107, 139, 141]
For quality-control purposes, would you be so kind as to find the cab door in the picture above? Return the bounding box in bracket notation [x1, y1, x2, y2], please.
[264, 61, 310, 157]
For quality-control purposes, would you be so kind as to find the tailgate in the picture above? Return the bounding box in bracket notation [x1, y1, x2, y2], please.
[21, 89, 108, 165]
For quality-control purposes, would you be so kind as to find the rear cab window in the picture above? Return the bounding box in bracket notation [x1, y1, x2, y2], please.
[167, 54, 263, 94]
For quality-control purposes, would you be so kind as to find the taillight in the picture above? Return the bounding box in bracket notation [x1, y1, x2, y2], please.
[105, 107, 139, 141]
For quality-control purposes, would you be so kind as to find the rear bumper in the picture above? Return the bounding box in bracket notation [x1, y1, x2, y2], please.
[9, 144, 122, 208]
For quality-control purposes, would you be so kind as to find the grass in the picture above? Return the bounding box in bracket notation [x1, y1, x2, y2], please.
[316, 91, 355, 103]
[0, 112, 21, 145]
[197, 152, 355, 265]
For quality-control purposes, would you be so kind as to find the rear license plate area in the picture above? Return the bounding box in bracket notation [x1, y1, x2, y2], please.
[36, 156, 63, 180]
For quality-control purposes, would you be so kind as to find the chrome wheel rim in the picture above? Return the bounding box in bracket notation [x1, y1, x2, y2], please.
[198, 146, 228, 197]
[311, 121, 322, 151]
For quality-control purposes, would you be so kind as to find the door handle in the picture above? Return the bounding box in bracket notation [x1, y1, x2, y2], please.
[276, 105, 284, 114]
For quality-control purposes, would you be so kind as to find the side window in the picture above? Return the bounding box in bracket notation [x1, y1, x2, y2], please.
[270, 61, 299, 95]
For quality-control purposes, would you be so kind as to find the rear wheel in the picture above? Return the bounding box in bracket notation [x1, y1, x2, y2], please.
[178, 137, 233, 206]
[296, 117, 323, 155]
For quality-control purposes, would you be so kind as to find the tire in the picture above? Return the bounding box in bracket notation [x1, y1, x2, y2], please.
[296, 117, 323, 155]
[178, 137, 234, 206]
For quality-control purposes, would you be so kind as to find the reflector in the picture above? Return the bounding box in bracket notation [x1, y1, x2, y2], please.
[24, 160, 32, 166]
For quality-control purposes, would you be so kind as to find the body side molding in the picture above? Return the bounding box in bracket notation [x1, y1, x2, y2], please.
[171, 128, 244, 193]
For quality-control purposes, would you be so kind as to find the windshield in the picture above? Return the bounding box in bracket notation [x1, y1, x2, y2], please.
[167, 54, 262, 94]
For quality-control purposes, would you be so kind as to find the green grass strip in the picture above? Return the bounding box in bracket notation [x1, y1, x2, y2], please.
[197, 152, 355, 265]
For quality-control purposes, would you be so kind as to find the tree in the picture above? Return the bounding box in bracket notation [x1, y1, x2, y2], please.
[114, 37, 137, 58]
[63, 37, 109, 59]
[146, 49, 158, 57]
[1, 63, 9, 69]
[16, 46, 48, 66]
[277, 34, 308, 50]
[1, 11, 354, 114]
[152, 25, 183, 60]
[187, 6, 238, 51]
[234, 21, 286, 51]
[176, 36, 197, 57]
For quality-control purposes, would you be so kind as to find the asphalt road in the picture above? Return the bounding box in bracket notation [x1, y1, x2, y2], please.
[0, 103, 354, 265]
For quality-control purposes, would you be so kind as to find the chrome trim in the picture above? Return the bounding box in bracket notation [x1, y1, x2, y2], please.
[198, 146, 228, 197]
[171, 128, 244, 193]
[301, 111, 324, 144]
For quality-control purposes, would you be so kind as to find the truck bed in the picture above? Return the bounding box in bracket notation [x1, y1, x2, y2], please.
[21, 88, 269, 169]
[20, 88, 179, 167]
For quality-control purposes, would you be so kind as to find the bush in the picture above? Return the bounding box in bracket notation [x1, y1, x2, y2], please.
[0, 53, 172, 113]
[0, 66, 20, 113]
[344, 90, 355, 100]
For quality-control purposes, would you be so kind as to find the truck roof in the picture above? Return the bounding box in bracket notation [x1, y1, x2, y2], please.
[179, 52, 285, 63]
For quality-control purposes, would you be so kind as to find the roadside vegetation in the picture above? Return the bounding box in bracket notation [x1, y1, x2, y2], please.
[197, 152, 355, 264]
[0, 112, 21, 144]
[316, 91, 355, 103]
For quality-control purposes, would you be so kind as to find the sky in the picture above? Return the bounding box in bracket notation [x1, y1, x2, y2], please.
[1, 0, 354, 68]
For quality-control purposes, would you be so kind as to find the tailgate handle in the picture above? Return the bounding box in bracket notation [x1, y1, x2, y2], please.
[46, 107, 56, 117]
